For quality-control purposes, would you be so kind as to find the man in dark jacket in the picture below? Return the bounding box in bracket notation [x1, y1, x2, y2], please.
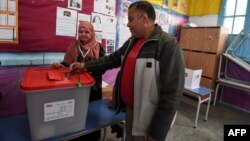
[70, 1, 185, 141]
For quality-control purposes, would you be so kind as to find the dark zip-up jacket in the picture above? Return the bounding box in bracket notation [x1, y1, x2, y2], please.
[85, 24, 185, 141]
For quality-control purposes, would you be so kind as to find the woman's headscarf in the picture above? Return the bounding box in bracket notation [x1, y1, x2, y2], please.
[63, 21, 100, 65]
[78, 21, 100, 59]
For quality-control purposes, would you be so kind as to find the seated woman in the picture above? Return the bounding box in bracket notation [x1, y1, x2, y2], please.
[52, 21, 105, 141]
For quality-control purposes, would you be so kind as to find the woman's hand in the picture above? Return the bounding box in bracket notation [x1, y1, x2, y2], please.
[70, 62, 85, 71]
[51, 62, 64, 69]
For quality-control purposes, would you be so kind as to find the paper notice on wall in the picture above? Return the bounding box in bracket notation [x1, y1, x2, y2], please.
[56, 7, 77, 37]
[68, 0, 82, 11]
[102, 16, 116, 39]
[8, 0, 16, 12]
[93, 0, 104, 13]
[0, 14, 7, 25]
[8, 14, 16, 26]
[94, 0, 115, 16]
[0, 0, 7, 11]
[91, 13, 103, 31]
[0, 28, 14, 41]
[103, 0, 116, 16]
[44, 99, 75, 122]
[78, 13, 91, 23]
[106, 39, 115, 54]
[95, 31, 102, 43]
[118, 26, 130, 48]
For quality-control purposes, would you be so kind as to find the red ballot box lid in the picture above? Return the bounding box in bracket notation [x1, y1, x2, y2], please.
[20, 67, 95, 91]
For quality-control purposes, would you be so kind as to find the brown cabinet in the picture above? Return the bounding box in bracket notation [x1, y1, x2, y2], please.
[200, 77, 214, 88]
[202, 28, 228, 53]
[202, 53, 217, 78]
[182, 50, 189, 67]
[189, 28, 205, 51]
[179, 28, 192, 49]
[180, 27, 228, 96]
[187, 51, 203, 70]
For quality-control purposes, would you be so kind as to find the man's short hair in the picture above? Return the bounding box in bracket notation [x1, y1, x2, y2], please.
[129, 1, 156, 21]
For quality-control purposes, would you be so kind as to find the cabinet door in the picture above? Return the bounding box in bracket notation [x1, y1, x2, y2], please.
[179, 28, 192, 49]
[202, 53, 216, 78]
[200, 77, 214, 88]
[182, 50, 189, 67]
[202, 28, 220, 53]
[187, 52, 203, 69]
[189, 28, 204, 51]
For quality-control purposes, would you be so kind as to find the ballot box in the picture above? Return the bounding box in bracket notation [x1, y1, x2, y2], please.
[20, 67, 95, 141]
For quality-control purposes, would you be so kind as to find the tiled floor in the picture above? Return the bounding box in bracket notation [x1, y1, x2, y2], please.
[105, 95, 250, 141]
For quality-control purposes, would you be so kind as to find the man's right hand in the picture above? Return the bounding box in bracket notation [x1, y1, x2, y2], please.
[70, 62, 85, 71]
[51, 62, 64, 68]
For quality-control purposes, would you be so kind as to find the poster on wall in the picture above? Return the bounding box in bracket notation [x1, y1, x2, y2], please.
[91, 13, 103, 31]
[95, 31, 102, 43]
[102, 16, 116, 39]
[118, 0, 131, 48]
[0, 28, 14, 41]
[163, 0, 169, 8]
[56, 7, 77, 37]
[106, 39, 115, 54]
[8, 14, 16, 26]
[155, 7, 171, 33]
[68, 0, 82, 11]
[94, 0, 104, 13]
[181, 1, 186, 13]
[0, 0, 7, 11]
[78, 13, 91, 22]
[121, 1, 129, 26]
[8, 0, 16, 12]
[0, 14, 7, 25]
[94, 0, 116, 16]
[103, 0, 116, 16]
[173, 0, 178, 9]
[169, 25, 177, 37]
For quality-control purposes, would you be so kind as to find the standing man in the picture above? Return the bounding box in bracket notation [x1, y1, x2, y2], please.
[70, 1, 184, 141]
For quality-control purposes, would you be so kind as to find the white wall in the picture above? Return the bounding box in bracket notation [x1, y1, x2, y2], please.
[189, 15, 218, 26]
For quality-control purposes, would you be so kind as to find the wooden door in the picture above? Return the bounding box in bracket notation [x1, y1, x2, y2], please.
[202, 53, 216, 78]
[182, 50, 189, 67]
[179, 28, 192, 50]
[189, 28, 204, 51]
[187, 51, 203, 70]
[202, 28, 220, 53]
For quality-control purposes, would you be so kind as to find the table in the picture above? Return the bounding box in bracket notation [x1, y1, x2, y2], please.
[0, 99, 125, 141]
[184, 86, 213, 128]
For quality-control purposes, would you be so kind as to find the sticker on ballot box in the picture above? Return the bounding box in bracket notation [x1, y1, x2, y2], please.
[44, 99, 75, 122]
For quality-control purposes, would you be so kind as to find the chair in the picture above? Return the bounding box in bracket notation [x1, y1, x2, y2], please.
[184, 86, 213, 128]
